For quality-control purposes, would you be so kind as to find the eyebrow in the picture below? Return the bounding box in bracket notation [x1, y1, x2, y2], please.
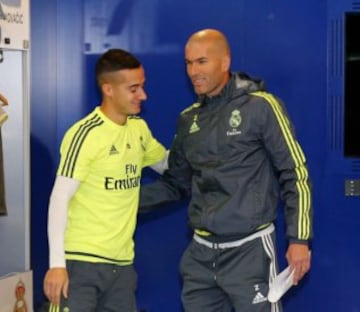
[128, 82, 144, 89]
[185, 57, 207, 63]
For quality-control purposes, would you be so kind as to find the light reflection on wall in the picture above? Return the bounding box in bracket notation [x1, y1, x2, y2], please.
[84, 0, 180, 54]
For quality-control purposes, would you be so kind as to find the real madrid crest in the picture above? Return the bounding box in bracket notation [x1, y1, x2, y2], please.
[229, 109, 241, 128]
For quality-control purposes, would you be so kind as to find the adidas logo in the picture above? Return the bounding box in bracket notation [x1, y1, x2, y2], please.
[109, 144, 119, 155]
[189, 121, 200, 133]
[252, 291, 267, 304]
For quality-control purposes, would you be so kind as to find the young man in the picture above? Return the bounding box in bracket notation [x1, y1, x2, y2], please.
[140, 29, 313, 311]
[43, 49, 167, 311]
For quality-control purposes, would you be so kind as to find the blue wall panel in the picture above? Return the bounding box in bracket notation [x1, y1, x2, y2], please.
[30, 0, 58, 307]
[30, 0, 84, 308]
[30, 0, 360, 311]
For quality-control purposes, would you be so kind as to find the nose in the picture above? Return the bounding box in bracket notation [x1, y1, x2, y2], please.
[187, 63, 199, 77]
[139, 87, 147, 101]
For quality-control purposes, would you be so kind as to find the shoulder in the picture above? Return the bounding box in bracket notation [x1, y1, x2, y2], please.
[128, 115, 143, 121]
[249, 91, 273, 102]
[180, 102, 201, 116]
[128, 115, 147, 126]
[62, 111, 104, 142]
[249, 91, 283, 104]
[127, 115, 151, 132]
[69, 110, 103, 130]
[248, 91, 285, 111]
[249, 91, 291, 127]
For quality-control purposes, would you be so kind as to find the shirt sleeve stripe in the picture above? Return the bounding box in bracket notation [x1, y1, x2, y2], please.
[60, 114, 104, 178]
[252, 91, 311, 240]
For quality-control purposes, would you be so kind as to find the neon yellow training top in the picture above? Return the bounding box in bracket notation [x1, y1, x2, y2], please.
[57, 107, 166, 265]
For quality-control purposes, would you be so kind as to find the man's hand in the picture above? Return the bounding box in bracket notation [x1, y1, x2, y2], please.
[43, 267, 69, 305]
[286, 243, 311, 285]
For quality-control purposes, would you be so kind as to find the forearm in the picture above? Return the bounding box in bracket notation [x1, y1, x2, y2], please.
[149, 150, 169, 174]
[48, 176, 79, 268]
[280, 165, 313, 242]
[139, 178, 185, 212]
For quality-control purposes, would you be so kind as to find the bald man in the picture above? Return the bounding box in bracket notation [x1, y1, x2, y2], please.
[140, 29, 312, 312]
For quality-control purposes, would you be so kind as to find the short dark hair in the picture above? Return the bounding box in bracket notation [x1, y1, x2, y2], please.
[95, 49, 141, 84]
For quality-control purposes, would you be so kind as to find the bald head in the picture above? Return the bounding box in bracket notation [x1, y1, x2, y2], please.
[185, 29, 231, 96]
[186, 29, 230, 57]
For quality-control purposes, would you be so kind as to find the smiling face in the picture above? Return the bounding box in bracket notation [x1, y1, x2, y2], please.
[100, 66, 147, 124]
[185, 29, 231, 97]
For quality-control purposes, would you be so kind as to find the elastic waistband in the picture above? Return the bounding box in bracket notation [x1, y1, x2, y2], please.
[193, 223, 274, 249]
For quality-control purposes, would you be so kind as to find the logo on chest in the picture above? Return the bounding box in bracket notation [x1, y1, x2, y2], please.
[189, 114, 200, 134]
[226, 109, 242, 136]
[109, 144, 119, 155]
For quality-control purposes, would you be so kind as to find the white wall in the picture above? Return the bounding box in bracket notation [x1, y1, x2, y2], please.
[0, 49, 30, 275]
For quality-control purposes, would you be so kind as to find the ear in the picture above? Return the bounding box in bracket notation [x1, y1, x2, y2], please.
[221, 54, 231, 72]
[101, 83, 113, 97]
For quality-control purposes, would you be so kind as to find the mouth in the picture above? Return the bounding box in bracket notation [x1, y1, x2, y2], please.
[192, 77, 205, 86]
[131, 102, 142, 111]
[191, 76, 204, 84]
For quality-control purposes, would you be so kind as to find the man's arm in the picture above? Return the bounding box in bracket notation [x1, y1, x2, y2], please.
[140, 128, 192, 212]
[149, 150, 169, 174]
[257, 92, 312, 284]
[43, 176, 79, 305]
[140, 151, 192, 211]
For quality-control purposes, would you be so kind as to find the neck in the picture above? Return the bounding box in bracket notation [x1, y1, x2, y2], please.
[100, 104, 127, 125]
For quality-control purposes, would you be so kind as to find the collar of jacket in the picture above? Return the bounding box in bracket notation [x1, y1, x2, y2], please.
[198, 72, 265, 107]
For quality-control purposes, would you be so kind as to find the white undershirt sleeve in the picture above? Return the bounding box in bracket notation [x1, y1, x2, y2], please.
[149, 150, 169, 174]
[48, 176, 80, 268]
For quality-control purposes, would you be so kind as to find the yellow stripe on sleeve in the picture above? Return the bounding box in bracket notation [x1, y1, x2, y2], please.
[49, 303, 60, 312]
[252, 91, 311, 240]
